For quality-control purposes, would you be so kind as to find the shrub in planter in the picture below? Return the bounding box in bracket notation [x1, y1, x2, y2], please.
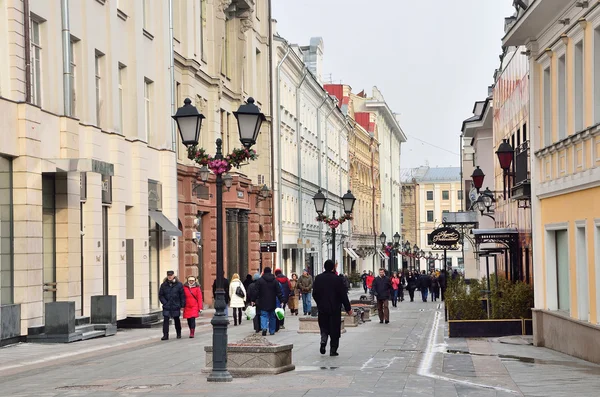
[446, 278, 486, 320]
[348, 272, 362, 285]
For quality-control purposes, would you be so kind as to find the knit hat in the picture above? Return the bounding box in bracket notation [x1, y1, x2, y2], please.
[253, 272, 260, 281]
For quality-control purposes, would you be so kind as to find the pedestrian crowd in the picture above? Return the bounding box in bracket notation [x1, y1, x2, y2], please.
[158, 264, 458, 356]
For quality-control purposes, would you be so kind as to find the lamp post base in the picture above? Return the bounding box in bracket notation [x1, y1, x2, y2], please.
[207, 289, 232, 383]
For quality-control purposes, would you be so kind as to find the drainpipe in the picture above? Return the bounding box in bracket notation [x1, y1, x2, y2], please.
[459, 133, 464, 210]
[268, 1, 275, 248]
[61, 0, 72, 116]
[24, 0, 31, 103]
[315, 94, 329, 264]
[323, 100, 336, 265]
[276, 45, 291, 267]
[169, 0, 176, 151]
[371, 136, 376, 273]
[295, 69, 308, 273]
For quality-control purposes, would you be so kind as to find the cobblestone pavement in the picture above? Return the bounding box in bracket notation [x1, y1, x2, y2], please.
[1, 290, 600, 396]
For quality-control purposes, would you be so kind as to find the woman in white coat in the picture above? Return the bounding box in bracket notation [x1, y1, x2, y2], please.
[228, 273, 247, 326]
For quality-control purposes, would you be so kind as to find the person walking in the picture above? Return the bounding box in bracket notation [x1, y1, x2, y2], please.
[159, 270, 185, 340]
[182, 275, 202, 338]
[372, 268, 392, 323]
[406, 271, 418, 302]
[390, 272, 401, 307]
[398, 271, 405, 302]
[298, 269, 313, 316]
[419, 270, 431, 302]
[361, 270, 368, 293]
[247, 272, 262, 333]
[243, 274, 253, 306]
[274, 269, 291, 330]
[430, 273, 440, 302]
[228, 273, 247, 326]
[439, 269, 447, 301]
[212, 272, 230, 318]
[313, 260, 352, 357]
[288, 273, 300, 315]
[366, 271, 375, 296]
[255, 267, 283, 336]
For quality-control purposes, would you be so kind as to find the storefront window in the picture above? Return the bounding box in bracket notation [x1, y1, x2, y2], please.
[0, 156, 14, 305]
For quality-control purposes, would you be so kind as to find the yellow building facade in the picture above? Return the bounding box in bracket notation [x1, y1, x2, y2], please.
[504, 1, 600, 363]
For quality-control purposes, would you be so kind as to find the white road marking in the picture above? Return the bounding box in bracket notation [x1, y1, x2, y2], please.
[417, 310, 521, 395]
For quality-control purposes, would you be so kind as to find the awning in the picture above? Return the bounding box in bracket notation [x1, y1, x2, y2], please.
[344, 247, 359, 260]
[149, 210, 182, 237]
[377, 249, 387, 260]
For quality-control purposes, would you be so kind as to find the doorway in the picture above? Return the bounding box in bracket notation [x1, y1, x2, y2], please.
[148, 216, 161, 310]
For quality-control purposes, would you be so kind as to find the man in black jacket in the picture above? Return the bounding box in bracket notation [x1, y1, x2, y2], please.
[212, 272, 230, 318]
[419, 270, 431, 302]
[371, 268, 392, 324]
[255, 267, 283, 336]
[313, 260, 352, 357]
[159, 270, 185, 340]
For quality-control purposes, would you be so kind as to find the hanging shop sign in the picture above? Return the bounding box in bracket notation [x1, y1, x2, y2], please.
[428, 227, 460, 249]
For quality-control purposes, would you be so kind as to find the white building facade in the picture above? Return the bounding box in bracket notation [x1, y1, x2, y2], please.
[272, 34, 350, 277]
[0, 0, 180, 340]
[353, 88, 406, 270]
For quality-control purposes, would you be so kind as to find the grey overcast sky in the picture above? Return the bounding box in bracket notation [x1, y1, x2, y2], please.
[272, 0, 515, 169]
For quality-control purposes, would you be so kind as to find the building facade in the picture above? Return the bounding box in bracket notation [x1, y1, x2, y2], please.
[0, 0, 180, 340]
[173, 0, 273, 306]
[272, 34, 350, 277]
[325, 84, 381, 274]
[413, 167, 463, 271]
[503, 0, 600, 363]
[353, 88, 406, 271]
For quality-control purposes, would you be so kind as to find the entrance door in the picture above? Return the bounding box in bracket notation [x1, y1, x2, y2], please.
[102, 206, 109, 294]
[42, 175, 56, 303]
[148, 217, 161, 310]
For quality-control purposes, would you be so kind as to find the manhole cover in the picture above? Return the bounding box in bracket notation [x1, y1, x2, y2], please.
[118, 384, 171, 390]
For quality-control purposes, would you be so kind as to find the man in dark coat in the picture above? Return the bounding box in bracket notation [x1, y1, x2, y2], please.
[313, 260, 352, 357]
[361, 270, 368, 293]
[159, 270, 185, 340]
[438, 270, 447, 301]
[274, 269, 291, 330]
[371, 268, 392, 324]
[419, 270, 431, 302]
[247, 273, 262, 333]
[255, 267, 283, 336]
[212, 272, 230, 317]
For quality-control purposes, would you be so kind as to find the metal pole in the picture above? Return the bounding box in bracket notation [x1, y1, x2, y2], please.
[331, 210, 336, 264]
[444, 249, 447, 272]
[486, 255, 491, 319]
[208, 139, 232, 383]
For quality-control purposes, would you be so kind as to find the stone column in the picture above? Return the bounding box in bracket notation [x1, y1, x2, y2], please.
[237, 210, 249, 277]
[226, 209, 238, 278]
[12, 104, 43, 333]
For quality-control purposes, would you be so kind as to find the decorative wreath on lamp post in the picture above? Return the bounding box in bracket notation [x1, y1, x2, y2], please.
[188, 146, 258, 175]
[315, 213, 353, 229]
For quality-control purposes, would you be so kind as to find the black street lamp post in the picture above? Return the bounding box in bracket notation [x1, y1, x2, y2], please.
[173, 97, 264, 383]
[313, 189, 356, 265]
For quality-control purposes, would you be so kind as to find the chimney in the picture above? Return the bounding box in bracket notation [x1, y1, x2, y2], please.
[302, 37, 324, 84]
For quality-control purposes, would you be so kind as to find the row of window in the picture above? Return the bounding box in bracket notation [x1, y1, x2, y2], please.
[541, 24, 600, 146]
[29, 16, 154, 143]
[426, 190, 463, 201]
[426, 210, 450, 223]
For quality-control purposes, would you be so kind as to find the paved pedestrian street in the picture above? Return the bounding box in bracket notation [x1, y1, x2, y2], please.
[1, 294, 599, 397]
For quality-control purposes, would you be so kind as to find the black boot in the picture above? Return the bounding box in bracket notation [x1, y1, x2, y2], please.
[161, 335, 168, 341]
[320, 343, 326, 355]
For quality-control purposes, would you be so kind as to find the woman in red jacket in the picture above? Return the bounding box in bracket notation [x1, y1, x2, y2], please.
[182, 275, 203, 338]
[366, 271, 375, 296]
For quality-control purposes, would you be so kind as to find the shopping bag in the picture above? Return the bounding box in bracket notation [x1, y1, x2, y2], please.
[275, 307, 285, 321]
[245, 305, 256, 320]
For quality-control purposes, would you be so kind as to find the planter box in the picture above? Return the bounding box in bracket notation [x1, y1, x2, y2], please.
[448, 318, 533, 338]
[298, 316, 346, 334]
[203, 343, 294, 375]
[352, 304, 376, 320]
[342, 313, 359, 327]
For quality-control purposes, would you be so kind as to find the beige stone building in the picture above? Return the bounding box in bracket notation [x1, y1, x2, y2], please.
[174, 0, 273, 305]
[0, 0, 180, 340]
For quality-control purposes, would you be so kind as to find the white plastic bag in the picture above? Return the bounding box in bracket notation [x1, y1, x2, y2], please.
[245, 305, 256, 320]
